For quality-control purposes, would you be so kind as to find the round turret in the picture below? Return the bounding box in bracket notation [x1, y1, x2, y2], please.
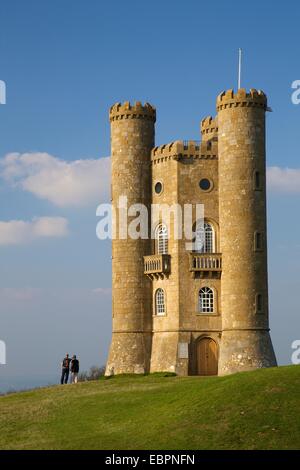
[105, 101, 155, 376]
[200, 116, 218, 141]
[217, 88, 276, 375]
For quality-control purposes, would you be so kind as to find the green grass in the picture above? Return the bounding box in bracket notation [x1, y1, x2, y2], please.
[0, 365, 299, 450]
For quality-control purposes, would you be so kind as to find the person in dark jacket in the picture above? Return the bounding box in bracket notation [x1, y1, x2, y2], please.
[60, 353, 71, 384]
[70, 355, 80, 384]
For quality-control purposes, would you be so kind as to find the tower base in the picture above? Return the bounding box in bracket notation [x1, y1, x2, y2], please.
[150, 332, 179, 374]
[218, 329, 277, 376]
[105, 332, 152, 376]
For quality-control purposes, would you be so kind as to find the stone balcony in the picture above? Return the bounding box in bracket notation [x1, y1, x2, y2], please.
[189, 253, 222, 278]
[144, 254, 171, 279]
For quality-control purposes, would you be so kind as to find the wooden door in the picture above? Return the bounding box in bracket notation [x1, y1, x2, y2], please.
[197, 338, 218, 376]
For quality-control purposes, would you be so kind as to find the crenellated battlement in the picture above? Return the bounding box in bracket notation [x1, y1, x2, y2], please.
[216, 88, 267, 111]
[201, 116, 218, 141]
[151, 139, 218, 163]
[109, 101, 156, 122]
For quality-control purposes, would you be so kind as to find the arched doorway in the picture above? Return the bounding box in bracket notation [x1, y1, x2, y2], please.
[196, 337, 218, 376]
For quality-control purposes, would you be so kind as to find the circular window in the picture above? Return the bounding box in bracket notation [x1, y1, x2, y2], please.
[199, 178, 212, 191]
[154, 181, 163, 194]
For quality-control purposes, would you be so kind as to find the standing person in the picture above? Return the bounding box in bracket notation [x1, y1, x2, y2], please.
[70, 355, 79, 384]
[60, 353, 71, 384]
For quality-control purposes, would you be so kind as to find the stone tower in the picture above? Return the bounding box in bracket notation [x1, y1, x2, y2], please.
[105, 90, 277, 377]
[105, 101, 156, 375]
[217, 89, 277, 374]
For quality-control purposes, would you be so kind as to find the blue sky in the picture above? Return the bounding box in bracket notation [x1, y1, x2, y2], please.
[0, 0, 300, 391]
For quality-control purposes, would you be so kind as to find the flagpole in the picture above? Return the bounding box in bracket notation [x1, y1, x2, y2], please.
[238, 48, 242, 89]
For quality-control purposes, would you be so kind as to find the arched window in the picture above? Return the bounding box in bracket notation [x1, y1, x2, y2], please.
[194, 222, 215, 253]
[156, 224, 168, 254]
[199, 287, 214, 314]
[155, 288, 166, 316]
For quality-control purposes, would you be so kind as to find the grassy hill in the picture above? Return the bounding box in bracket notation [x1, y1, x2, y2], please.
[0, 365, 299, 450]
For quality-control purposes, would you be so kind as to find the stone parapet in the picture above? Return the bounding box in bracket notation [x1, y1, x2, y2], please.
[201, 116, 218, 141]
[109, 101, 156, 122]
[217, 88, 267, 112]
[151, 140, 218, 162]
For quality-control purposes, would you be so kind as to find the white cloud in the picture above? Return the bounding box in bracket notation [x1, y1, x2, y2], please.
[2, 153, 298, 206]
[92, 287, 112, 295]
[0, 152, 110, 207]
[267, 167, 300, 193]
[0, 217, 69, 245]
